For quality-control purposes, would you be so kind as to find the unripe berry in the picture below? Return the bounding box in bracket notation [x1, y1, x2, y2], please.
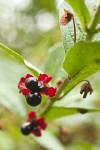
[25, 77, 38, 91]
[20, 122, 33, 135]
[26, 92, 41, 106]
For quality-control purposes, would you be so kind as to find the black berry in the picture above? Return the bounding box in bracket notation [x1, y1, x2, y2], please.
[20, 122, 33, 135]
[25, 77, 38, 91]
[26, 92, 41, 106]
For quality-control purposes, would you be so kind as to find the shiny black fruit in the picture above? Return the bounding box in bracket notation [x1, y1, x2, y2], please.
[25, 77, 38, 91]
[20, 122, 33, 135]
[26, 92, 41, 106]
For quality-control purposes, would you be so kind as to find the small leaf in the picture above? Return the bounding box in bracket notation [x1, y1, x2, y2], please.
[44, 106, 100, 121]
[65, 0, 90, 28]
[44, 43, 65, 81]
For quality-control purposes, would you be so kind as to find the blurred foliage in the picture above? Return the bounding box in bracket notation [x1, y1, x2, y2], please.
[0, 0, 61, 70]
[0, 0, 100, 150]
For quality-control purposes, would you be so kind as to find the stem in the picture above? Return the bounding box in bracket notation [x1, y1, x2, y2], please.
[58, 79, 91, 99]
[86, 5, 100, 41]
[39, 78, 91, 116]
[73, 18, 76, 43]
[39, 77, 70, 116]
[55, 77, 70, 99]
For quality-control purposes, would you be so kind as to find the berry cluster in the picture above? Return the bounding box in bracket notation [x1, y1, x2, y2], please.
[25, 77, 42, 106]
[21, 112, 47, 136]
[18, 73, 56, 106]
[18, 73, 56, 137]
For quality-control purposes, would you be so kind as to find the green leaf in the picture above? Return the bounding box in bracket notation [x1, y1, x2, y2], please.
[63, 41, 100, 77]
[63, 41, 100, 95]
[60, 2, 86, 52]
[0, 43, 40, 76]
[62, 41, 100, 91]
[44, 106, 100, 121]
[44, 43, 65, 81]
[65, 0, 90, 28]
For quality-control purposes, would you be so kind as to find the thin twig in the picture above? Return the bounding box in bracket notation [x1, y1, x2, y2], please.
[73, 18, 76, 43]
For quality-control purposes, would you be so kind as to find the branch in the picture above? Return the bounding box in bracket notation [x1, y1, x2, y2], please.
[39, 77, 70, 116]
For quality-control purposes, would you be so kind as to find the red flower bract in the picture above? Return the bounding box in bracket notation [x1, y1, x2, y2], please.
[18, 73, 56, 97]
[41, 87, 56, 97]
[27, 112, 47, 137]
[18, 74, 32, 96]
[38, 73, 52, 85]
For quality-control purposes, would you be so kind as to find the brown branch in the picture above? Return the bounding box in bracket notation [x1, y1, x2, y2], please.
[73, 18, 76, 43]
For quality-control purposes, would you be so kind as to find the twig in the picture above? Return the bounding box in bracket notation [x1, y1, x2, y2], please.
[73, 18, 76, 43]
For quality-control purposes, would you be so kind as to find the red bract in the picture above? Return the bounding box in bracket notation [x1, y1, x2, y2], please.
[41, 87, 56, 97]
[38, 73, 52, 85]
[18, 74, 32, 96]
[18, 73, 56, 97]
[27, 112, 47, 137]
